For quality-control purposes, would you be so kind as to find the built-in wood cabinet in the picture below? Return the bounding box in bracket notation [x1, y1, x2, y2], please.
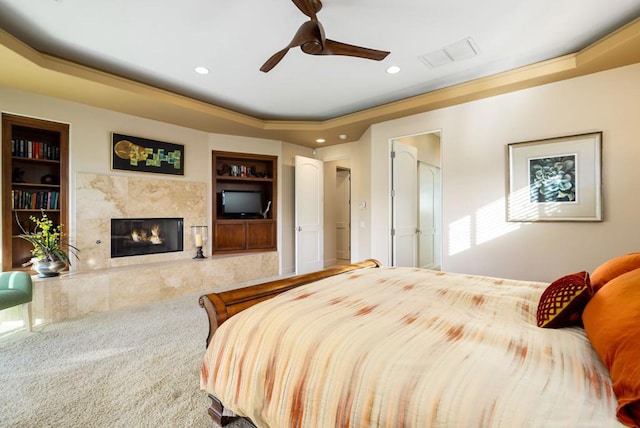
[212, 151, 277, 254]
[2, 114, 69, 271]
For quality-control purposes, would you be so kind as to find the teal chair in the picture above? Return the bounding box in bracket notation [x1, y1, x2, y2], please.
[0, 271, 33, 331]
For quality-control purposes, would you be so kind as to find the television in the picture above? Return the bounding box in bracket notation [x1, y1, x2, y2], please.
[221, 190, 263, 218]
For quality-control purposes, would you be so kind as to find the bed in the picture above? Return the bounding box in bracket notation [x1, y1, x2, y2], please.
[199, 257, 640, 428]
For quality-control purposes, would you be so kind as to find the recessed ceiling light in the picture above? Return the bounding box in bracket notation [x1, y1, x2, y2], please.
[316, 138, 326, 143]
[194, 66, 210, 75]
[386, 65, 401, 74]
[339, 134, 348, 140]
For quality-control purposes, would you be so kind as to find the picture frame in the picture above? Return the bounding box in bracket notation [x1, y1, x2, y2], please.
[111, 133, 184, 175]
[507, 132, 602, 222]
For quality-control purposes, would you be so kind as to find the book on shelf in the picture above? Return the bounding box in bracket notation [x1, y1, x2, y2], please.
[11, 190, 60, 210]
[11, 138, 59, 160]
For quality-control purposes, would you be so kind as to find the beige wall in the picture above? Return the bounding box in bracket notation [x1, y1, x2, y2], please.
[0, 87, 284, 273]
[396, 132, 441, 167]
[355, 128, 373, 262]
[366, 63, 640, 282]
[2, 62, 640, 285]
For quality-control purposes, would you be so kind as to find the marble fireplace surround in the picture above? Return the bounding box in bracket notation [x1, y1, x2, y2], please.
[75, 172, 206, 272]
[28, 173, 279, 325]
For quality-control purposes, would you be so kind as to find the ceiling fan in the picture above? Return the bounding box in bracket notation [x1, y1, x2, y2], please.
[260, 0, 390, 72]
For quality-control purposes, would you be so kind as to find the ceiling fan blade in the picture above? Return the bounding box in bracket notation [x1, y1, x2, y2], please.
[291, 0, 322, 20]
[261, 21, 323, 72]
[320, 39, 390, 60]
[260, 48, 291, 73]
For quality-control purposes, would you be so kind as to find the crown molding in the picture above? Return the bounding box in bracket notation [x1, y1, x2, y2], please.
[0, 18, 639, 148]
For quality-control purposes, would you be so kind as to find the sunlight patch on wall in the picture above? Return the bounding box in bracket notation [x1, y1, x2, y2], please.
[477, 197, 520, 245]
[448, 216, 471, 255]
[508, 182, 562, 221]
[448, 197, 522, 256]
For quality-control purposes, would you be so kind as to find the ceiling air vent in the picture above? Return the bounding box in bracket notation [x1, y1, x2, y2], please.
[419, 37, 480, 68]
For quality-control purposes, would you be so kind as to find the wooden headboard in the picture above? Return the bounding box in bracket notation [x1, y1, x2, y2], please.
[198, 259, 381, 347]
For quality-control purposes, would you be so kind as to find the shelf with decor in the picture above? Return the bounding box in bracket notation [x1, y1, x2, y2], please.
[212, 150, 277, 255]
[2, 113, 69, 271]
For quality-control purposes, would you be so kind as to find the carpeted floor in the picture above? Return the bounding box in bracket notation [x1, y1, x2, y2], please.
[0, 292, 253, 428]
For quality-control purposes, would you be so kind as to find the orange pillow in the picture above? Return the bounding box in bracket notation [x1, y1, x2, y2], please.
[536, 271, 592, 328]
[591, 252, 640, 292]
[583, 267, 640, 427]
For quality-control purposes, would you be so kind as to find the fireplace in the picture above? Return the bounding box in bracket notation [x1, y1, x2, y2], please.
[111, 218, 184, 258]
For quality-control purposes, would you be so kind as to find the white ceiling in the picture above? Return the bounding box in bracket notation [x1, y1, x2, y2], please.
[0, 0, 639, 123]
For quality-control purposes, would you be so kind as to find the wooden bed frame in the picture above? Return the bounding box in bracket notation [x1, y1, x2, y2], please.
[198, 259, 382, 426]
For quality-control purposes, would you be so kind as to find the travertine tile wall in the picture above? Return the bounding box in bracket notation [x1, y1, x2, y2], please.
[74, 172, 207, 270]
[26, 172, 279, 325]
[31, 252, 279, 324]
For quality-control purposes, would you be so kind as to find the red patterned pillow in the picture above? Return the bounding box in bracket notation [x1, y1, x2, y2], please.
[536, 271, 592, 328]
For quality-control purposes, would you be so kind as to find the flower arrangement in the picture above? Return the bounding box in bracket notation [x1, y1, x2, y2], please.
[17, 211, 79, 266]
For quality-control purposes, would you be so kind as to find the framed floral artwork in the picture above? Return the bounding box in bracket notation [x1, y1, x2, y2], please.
[507, 132, 602, 222]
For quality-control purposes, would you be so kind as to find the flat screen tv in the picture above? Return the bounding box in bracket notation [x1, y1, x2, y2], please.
[222, 190, 263, 218]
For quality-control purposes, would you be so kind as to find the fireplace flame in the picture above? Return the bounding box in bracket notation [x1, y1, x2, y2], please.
[131, 224, 164, 245]
[149, 224, 162, 244]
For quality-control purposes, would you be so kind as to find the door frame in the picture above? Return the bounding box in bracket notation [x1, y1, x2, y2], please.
[389, 129, 442, 268]
[335, 166, 351, 262]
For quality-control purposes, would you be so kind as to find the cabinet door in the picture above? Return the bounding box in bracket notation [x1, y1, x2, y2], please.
[214, 222, 246, 252]
[246, 221, 275, 250]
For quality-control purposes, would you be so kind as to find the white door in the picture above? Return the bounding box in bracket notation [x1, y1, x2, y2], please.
[295, 155, 324, 274]
[418, 162, 441, 269]
[336, 168, 351, 260]
[392, 142, 418, 267]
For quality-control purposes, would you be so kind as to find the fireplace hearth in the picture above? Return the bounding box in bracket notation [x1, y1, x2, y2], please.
[111, 218, 184, 258]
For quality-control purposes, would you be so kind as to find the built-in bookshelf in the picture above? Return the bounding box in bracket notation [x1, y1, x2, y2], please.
[2, 113, 69, 271]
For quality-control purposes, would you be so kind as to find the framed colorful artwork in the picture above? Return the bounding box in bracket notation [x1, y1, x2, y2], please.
[111, 133, 184, 175]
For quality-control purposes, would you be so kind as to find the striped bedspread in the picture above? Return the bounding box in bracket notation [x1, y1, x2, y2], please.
[201, 267, 622, 427]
